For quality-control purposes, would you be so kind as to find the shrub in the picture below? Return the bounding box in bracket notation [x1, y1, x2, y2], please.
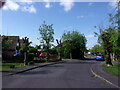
[28, 61, 35, 65]
[28, 53, 35, 61]
[49, 48, 58, 54]
[29, 47, 37, 53]
[33, 57, 46, 63]
[10, 65, 15, 68]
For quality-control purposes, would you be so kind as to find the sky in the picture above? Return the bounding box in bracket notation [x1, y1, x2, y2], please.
[0, 0, 118, 49]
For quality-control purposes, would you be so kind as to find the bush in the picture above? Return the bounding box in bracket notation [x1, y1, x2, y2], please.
[28, 61, 35, 65]
[10, 65, 15, 68]
[29, 47, 37, 53]
[28, 53, 35, 61]
[33, 57, 46, 63]
[48, 59, 57, 62]
[49, 48, 58, 54]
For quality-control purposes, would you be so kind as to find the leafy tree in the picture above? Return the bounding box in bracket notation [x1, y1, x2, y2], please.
[95, 27, 114, 65]
[108, 2, 120, 60]
[2, 37, 12, 51]
[89, 44, 104, 54]
[38, 21, 54, 61]
[35, 45, 41, 49]
[62, 31, 87, 59]
[48, 48, 58, 55]
[94, 4, 120, 64]
[29, 46, 37, 53]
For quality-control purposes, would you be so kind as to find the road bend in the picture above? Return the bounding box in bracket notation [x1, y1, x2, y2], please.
[2, 59, 116, 88]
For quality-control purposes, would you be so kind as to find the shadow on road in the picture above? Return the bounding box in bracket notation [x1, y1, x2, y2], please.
[19, 69, 52, 75]
[65, 61, 96, 65]
[64, 58, 97, 65]
[47, 65, 64, 68]
[84, 58, 96, 61]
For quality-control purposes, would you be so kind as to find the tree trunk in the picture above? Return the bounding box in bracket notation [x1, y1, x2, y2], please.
[46, 45, 49, 61]
[70, 52, 72, 59]
[24, 52, 28, 66]
[106, 50, 113, 66]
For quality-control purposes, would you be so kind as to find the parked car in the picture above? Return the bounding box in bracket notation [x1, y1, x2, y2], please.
[13, 53, 22, 58]
[96, 54, 104, 61]
[39, 52, 47, 58]
[39, 52, 57, 58]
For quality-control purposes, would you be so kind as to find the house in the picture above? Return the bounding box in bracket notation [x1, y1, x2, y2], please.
[1, 36, 22, 58]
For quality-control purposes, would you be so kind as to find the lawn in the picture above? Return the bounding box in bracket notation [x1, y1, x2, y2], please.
[103, 63, 120, 77]
[1, 63, 24, 71]
[1, 59, 59, 71]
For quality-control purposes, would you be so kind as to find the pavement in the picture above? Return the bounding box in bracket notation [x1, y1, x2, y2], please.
[2, 60, 64, 76]
[91, 61, 120, 88]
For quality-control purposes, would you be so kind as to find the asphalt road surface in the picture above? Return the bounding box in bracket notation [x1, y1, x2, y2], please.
[2, 59, 116, 88]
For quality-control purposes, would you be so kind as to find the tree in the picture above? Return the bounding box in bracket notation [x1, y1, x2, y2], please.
[62, 31, 87, 59]
[35, 45, 41, 49]
[20, 37, 32, 66]
[100, 28, 113, 65]
[95, 27, 114, 66]
[29, 46, 37, 53]
[89, 44, 104, 54]
[38, 21, 54, 61]
[56, 39, 62, 60]
[2, 37, 12, 51]
[94, 6, 120, 65]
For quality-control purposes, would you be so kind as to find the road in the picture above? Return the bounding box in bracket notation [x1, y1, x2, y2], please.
[2, 59, 116, 88]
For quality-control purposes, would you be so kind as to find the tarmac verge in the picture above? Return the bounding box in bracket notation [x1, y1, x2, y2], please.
[91, 62, 120, 88]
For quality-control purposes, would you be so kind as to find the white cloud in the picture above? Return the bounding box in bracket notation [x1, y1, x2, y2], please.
[22, 5, 36, 13]
[86, 35, 94, 38]
[3, 0, 20, 11]
[77, 15, 84, 19]
[45, 3, 51, 8]
[60, 0, 74, 12]
[43, 0, 51, 8]
[3, 5, 9, 10]
[19, 0, 33, 4]
[2, 0, 37, 14]
[88, 2, 93, 6]
[108, 0, 118, 8]
[43, 0, 50, 2]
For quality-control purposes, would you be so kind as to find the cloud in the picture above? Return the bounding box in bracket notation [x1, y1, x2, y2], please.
[77, 15, 84, 19]
[22, 5, 36, 13]
[60, 0, 74, 12]
[88, 2, 93, 6]
[19, 0, 33, 4]
[3, 0, 20, 11]
[108, 0, 118, 8]
[2, 0, 37, 14]
[85, 35, 94, 38]
[3, 5, 9, 10]
[45, 3, 51, 8]
[43, 0, 51, 8]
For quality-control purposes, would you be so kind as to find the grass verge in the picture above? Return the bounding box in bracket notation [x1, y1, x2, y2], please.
[103, 63, 120, 77]
[1, 59, 59, 71]
[1, 63, 24, 71]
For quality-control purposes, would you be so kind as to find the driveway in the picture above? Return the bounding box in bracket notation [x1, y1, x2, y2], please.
[2, 59, 116, 88]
